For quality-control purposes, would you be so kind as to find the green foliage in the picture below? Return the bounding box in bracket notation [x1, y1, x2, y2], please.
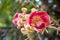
[0, 0, 38, 27]
[0, 0, 18, 26]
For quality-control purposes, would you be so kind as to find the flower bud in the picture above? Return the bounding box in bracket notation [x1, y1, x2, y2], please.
[21, 8, 27, 12]
[25, 24, 34, 32]
[21, 28, 27, 35]
[17, 20, 24, 27]
[31, 8, 38, 12]
[18, 13, 24, 18]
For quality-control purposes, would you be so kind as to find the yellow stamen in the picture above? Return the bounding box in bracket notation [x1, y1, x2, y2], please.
[32, 16, 40, 24]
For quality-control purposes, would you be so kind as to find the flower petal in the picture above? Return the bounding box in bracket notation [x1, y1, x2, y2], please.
[12, 18, 19, 25]
[14, 12, 19, 19]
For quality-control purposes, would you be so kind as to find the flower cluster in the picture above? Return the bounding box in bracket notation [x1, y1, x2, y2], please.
[12, 8, 51, 35]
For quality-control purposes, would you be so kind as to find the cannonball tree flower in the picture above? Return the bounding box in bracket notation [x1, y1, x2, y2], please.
[12, 12, 28, 29]
[12, 12, 25, 25]
[28, 11, 51, 31]
[13, 8, 27, 25]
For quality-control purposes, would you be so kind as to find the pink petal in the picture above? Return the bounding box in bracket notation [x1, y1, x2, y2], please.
[12, 18, 19, 25]
[35, 23, 45, 29]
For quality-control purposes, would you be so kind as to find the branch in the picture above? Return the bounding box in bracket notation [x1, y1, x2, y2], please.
[48, 25, 60, 31]
[51, 18, 60, 26]
[27, 32, 33, 40]
[48, 17, 60, 31]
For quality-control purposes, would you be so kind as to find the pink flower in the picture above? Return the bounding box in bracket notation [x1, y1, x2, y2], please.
[14, 12, 19, 19]
[28, 11, 51, 31]
[12, 18, 19, 25]
[13, 12, 20, 25]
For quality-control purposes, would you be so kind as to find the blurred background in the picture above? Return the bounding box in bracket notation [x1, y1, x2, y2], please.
[0, 0, 60, 40]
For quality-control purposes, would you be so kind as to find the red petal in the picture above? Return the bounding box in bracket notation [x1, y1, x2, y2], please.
[41, 16, 50, 26]
[38, 11, 48, 16]
[14, 12, 19, 19]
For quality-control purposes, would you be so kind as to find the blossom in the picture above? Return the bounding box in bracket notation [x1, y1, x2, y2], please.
[12, 18, 19, 25]
[28, 11, 51, 31]
[12, 12, 21, 25]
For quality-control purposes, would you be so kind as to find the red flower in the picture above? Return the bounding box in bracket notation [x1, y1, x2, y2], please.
[14, 12, 19, 19]
[28, 11, 51, 31]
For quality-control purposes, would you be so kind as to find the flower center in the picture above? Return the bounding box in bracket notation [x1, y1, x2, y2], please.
[32, 16, 40, 24]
